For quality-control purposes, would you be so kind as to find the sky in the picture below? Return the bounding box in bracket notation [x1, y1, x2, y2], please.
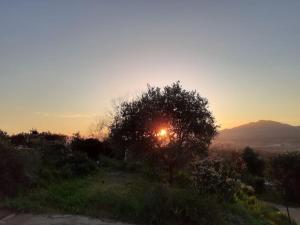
[0, 0, 300, 135]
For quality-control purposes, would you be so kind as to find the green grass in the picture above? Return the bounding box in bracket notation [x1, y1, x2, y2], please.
[1, 166, 295, 225]
[3, 169, 146, 216]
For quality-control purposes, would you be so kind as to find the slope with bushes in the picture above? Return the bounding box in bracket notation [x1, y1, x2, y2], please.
[1, 158, 295, 225]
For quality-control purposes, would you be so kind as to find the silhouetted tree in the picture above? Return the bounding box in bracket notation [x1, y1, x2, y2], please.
[271, 152, 300, 202]
[110, 81, 217, 183]
[10, 133, 27, 146]
[88, 117, 110, 141]
[271, 152, 300, 225]
[242, 147, 265, 177]
[70, 134, 104, 161]
[0, 130, 9, 142]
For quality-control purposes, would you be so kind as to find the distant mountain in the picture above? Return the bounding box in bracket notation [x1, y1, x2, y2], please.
[215, 120, 300, 149]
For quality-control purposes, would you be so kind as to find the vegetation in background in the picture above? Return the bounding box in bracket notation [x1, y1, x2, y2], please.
[0, 141, 31, 197]
[271, 152, 300, 203]
[242, 147, 266, 193]
[271, 152, 300, 225]
[70, 133, 110, 160]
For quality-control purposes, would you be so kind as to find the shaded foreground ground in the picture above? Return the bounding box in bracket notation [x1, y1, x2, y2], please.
[0, 210, 134, 225]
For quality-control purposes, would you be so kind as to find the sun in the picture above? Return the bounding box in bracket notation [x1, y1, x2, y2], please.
[158, 128, 167, 137]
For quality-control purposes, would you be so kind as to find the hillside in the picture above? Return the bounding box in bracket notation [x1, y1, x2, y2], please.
[215, 120, 300, 150]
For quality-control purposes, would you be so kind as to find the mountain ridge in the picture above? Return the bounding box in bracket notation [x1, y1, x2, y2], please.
[221, 120, 299, 131]
[215, 120, 300, 149]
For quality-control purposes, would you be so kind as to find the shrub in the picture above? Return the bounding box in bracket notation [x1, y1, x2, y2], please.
[71, 135, 105, 160]
[235, 189, 296, 225]
[40, 144, 97, 179]
[139, 185, 223, 225]
[192, 157, 241, 201]
[251, 176, 265, 194]
[0, 142, 29, 197]
[271, 151, 300, 203]
[62, 151, 97, 177]
[10, 133, 27, 146]
[242, 147, 265, 177]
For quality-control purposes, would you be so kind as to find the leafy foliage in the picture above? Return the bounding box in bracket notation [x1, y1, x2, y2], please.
[110, 81, 217, 183]
[242, 147, 265, 177]
[71, 134, 111, 160]
[271, 151, 300, 203]
[241, 147, 266, 193]
[0, 142, 30, 197]
[40, 144, 97, 179]
[192, 157, 242, 201]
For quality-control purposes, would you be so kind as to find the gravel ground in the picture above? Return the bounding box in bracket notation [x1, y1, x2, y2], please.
[0, 211, 135, 225]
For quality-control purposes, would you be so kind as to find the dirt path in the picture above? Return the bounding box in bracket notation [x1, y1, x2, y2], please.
[0, 210, 135, 225]
[266, 202, 300, 225]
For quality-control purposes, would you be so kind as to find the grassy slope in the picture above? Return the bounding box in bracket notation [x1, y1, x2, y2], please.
[1, 166, 295, 225]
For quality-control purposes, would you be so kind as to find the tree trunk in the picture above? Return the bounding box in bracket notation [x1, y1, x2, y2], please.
[286, 203, 292, 225]
[282, 188, 292, 225]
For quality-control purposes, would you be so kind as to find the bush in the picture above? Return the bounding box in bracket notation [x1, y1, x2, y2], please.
[242, 174, 265, 193]
[71, 135, 106, 161]
[252, 176, 265, 194]
[62, 151, 97, 177]
[0, 142, 30, 197]
[242, 147, 265, 177]
[138, 185, 223, 225]
[40, 144, 97, 179]
[192, 157, 241, 201]
[271, 151, 300, 203]
[236, 189, 296, 225]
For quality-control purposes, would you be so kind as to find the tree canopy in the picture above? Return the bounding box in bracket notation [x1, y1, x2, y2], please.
[242, 147, 265, 177]
[110, 82, 217, 182]
[271, 151, 300, 203]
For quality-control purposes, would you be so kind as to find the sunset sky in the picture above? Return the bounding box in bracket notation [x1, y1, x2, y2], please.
[1, 1, 299, 135]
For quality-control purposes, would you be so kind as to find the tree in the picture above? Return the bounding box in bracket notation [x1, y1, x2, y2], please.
[0, 130, 9, 143]
[271, 152, 300, 225]
[88, 117, 110, 141]
[242, 147, 265, 177]
[271, 152, 300, 202]
[110, 81, 217, 183]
